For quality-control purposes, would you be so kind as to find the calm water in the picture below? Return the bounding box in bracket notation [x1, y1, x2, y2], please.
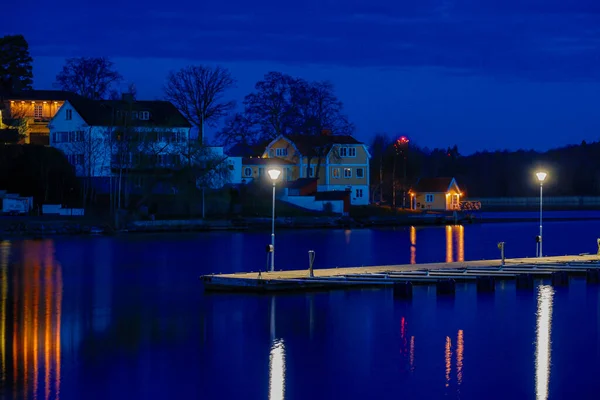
[2, 218, 600, 399]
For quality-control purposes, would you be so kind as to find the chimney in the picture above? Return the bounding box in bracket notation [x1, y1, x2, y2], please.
[121, 93, 134, 103]
[321, 129, 332, 136]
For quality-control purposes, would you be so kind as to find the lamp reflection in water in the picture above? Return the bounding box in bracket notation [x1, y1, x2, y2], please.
[6, 239, 62, 400]
[269, 296, 286, 400]
[445, 225, 465, 263]
[399, 317, 415, 372]
[535, 285, 554, 400]
[410, 226, 416, 264]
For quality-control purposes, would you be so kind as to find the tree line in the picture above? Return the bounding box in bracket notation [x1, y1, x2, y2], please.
[369, 134, 600, 203]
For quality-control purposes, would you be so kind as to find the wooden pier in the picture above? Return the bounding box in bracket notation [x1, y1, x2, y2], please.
[200, 254, 600, 294]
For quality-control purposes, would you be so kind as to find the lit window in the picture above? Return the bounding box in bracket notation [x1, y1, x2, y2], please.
[34, 104, 42, 119]
[332, 168, 341, 178]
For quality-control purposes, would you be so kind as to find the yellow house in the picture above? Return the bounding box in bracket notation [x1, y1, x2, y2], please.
[259, 134, 371, 205]
[1, 90, 79, 145]
[410, 177, 462, 211]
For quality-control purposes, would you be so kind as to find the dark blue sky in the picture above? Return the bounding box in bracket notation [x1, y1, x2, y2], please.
[5, 0, 600, 153]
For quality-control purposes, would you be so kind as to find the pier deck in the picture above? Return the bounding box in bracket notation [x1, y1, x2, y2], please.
[200, 254, 600, 293]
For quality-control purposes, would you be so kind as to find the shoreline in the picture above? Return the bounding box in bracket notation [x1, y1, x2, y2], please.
[1, 210, 600, 238]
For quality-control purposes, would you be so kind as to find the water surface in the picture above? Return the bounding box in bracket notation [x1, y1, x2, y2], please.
[1, 218, 600, 399]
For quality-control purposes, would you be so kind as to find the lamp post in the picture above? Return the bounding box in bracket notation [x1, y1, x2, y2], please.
[536, 171, 547, 257]
[267, 168, 282, 271]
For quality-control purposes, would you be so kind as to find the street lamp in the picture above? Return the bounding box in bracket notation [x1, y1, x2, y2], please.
[267, 167, 282, 271]
[536, 171, 547, 257]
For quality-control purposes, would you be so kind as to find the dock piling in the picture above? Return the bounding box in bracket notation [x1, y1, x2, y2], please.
[393, 281, 413, 299]
[308, 250, 315, 278]
[436, 279, 456, 296]
[516, 273, 534, 289]
[498, 242, 506, 268]
[551, 271, 569, 286]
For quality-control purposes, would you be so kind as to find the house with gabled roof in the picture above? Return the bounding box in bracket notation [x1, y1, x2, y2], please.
[48, 94, 192, 179]
[252, 133, 371, 205]
[409, 177, 462, 211]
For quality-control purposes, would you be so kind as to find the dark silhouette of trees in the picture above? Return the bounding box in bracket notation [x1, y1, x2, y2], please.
[0, 145, 79, 206]
[0, 34, 33, 94]
[370, 136, 600, 199]
[55, 57, 123, 100]
[164, 65, 236, 144]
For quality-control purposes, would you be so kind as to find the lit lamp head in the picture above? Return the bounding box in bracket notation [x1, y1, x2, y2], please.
[267, 168, 281, 182]
[536, 171, 547, 183]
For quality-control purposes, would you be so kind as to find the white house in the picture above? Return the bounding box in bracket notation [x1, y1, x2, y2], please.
[49, 95, 193, 180]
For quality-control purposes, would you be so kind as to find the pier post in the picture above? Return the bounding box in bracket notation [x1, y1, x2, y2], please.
[497, 242, 505, 268]
[436, 279, 456, 296]
[476, 276, 495, 292]
[308, 250, 315, 278]
[516, 273, 534, 290]
[586, 269, 600, 284]
[551, 271, 569, 286]
[393, 281, 413, 299]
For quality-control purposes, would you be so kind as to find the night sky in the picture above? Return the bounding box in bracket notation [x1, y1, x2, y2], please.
[5, 0, 600, 153]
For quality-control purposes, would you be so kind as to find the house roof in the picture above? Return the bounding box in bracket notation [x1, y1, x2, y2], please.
[286, 178, 318, 189]
[3, 90, 82, 102]
[228, 142, 269, 157]
[283, 134, 363, 157]
[315, 190, 351, 201]
[412, 177, 459, 193]
[66, 97, 192, 128]
[241, 157, 295, 166]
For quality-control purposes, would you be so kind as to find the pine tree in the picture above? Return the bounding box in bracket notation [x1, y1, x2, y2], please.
[0, 34, 34, 94]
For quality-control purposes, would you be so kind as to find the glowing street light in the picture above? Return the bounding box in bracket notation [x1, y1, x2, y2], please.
[536, 171, 547, 257]
[267, 168, 282, 271]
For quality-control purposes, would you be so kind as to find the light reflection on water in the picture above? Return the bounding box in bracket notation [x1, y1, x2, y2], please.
[411, 225, 465, 264]
[535, 285, 554, 400]
[1, 239, 62, 400]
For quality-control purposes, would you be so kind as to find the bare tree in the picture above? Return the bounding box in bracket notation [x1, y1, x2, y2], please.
[174, 139, 231, 218]
[61, 127, 110, 207]
[55, 57, 123, 100]
[164, 65, 236, 144]
[215, 112, 259, 146]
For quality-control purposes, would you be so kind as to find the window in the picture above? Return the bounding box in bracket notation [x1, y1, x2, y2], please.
[332, 167, 341, 178]
[131, 111, 138, 119]
[285, 167, 293, 181]
[356, 168, 364, 178]
[343, 168, 352, 178]
[356, 188, 363, 198]
[65, 109, 72, 120]
[140, 111, 150, 120]
[244, 168, 252, 177]
[275, 148, 288, 157]
[34, 104, 43, 119]
[306, 166, 314, 177]
[258, 167, 265, 177]
[339, 147, 356, 157]
[52, 131, 84, 143]
[426, 194, 434, 203]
